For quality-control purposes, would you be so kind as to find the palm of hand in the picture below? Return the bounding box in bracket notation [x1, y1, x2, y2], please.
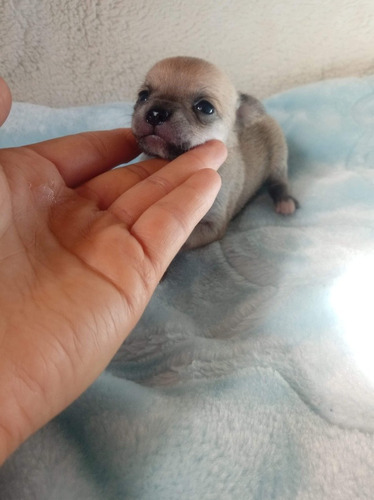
[0, 129, 223, 460]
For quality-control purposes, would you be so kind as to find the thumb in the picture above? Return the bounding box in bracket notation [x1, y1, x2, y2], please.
[0, 78, 12, 127]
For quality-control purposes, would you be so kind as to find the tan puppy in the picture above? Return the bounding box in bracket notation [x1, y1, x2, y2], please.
[132, 56, 298, 249]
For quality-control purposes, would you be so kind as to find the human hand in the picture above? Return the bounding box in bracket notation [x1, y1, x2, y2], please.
[0, 78, 226, 463]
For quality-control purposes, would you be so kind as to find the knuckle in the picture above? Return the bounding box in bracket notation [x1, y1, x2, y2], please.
[147, 175, 174, 196]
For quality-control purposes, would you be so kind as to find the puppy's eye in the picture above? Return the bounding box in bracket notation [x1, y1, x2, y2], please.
[194, 100, 215, 115]
[137, 90, 150, 102]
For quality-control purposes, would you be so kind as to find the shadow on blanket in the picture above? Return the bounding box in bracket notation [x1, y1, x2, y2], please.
[1, 76, 374, 500]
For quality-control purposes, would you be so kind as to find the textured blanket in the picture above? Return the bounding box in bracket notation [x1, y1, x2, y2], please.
[1, 77, 374, 499]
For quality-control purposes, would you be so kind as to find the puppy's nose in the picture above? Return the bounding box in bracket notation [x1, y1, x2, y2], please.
[146, 107, 172, 126]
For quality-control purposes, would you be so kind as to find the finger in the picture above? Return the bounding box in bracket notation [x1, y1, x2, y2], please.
[108, 140, 227, 225]
[77, 140, 226, 209]
[0, 78, 12, 127]
[76, 157, 168, 208]
[27, 128, 141, 187]
[132, 168, 222, 273]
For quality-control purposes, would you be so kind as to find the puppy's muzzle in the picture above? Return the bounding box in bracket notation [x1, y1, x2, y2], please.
[146, 107, 172, 126]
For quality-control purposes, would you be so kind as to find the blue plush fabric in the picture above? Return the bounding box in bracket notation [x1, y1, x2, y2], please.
[1, 77, 374, 499]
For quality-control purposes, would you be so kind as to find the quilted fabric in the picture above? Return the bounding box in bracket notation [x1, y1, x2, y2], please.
[1, 1, 374, 106]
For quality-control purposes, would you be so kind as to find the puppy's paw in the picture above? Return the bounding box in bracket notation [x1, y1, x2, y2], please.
[275, 196, 299, 215]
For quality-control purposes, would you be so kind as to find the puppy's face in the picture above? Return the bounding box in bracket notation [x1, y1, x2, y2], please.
[131, 57, 238, 159]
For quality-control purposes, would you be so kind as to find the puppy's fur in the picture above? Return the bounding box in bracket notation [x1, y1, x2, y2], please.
[132, 56, 298, 249]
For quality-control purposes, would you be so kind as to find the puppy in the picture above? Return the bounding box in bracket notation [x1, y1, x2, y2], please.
[132, 56, 298, 249]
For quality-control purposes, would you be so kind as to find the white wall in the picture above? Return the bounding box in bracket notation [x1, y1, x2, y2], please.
[1, 0, 373, 106]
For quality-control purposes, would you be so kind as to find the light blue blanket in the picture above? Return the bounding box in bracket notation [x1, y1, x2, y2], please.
[1, 77, 374, 499]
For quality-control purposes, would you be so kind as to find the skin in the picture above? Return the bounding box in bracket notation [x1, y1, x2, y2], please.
[0, 77, 226, 464]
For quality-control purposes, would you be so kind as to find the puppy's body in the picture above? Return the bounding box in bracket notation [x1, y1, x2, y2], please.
[132, 57, 297, 249]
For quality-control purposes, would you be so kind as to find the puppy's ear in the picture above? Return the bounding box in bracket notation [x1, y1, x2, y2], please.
[236, 93, 266, 128]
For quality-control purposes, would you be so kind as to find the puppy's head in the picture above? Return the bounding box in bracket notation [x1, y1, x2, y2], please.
[131, 57, 238, 159]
